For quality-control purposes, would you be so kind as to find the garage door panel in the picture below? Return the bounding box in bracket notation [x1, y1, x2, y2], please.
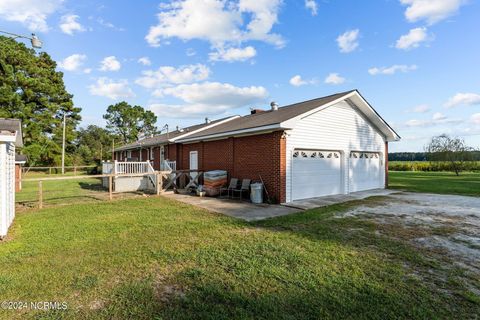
[349, 152, 381, 192]
[292, 150, 342, 201]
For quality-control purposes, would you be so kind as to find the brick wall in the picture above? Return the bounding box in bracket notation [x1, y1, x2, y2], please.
[178, 131, 286, 203]
[15, 164, 21, 192]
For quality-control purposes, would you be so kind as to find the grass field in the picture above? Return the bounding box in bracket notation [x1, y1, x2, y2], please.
[16, 176, 108, 208]
[16, 173, 143, 209]
[1, 196, 478, 319]
[389, 171, 480, 197]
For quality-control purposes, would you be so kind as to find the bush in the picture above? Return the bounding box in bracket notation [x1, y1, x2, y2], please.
[388, 161, 480, 172]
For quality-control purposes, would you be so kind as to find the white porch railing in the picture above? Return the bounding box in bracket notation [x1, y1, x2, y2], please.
[115, 161, 150, 174]
[161, 160, 176, 172]
[102, 161, 157, 191]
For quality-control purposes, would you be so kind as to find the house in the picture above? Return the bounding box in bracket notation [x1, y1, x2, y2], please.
[0, 119, 23, 238]
[114, 90, 400, 203]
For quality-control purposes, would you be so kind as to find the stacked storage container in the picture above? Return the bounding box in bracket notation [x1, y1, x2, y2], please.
[203, 170, 227, 196]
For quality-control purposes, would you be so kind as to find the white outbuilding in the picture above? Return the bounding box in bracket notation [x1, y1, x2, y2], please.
[0, 119, 23, 238]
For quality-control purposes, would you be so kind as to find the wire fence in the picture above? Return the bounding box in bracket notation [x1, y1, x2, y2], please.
[15, 173, 159, 211]
[22, 165, 99, 177]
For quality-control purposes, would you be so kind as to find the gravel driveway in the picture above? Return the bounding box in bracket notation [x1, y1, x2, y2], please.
[338, 192, 480, 274]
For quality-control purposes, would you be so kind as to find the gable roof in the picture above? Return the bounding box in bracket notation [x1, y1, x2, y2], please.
[115, 90, 400, 151]
[115, 116, 237, 151]
[177, 90, 400, 143]
[0, 118, 23, 147]
[176, 91, 355, 142]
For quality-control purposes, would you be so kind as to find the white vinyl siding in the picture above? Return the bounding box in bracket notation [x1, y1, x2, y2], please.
[0, 141, 16, 237]
[285, 100, 386, 202]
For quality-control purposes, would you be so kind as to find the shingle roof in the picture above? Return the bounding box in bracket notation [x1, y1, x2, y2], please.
[177, 91, 354, 141]
[114, 116, 234, 151]
[15, 154, 27, 163]
[115, 91, 356, 150]
[0, 118, 23, 147]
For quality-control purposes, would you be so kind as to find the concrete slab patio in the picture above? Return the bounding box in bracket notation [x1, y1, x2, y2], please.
[162, 189, 396, 221]
[284, 189, 396, 210]
[161, 191, 301, 221]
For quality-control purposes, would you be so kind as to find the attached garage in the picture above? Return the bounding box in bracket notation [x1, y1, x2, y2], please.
[291, 150, 342, 201]
[349, 152, 382, 192]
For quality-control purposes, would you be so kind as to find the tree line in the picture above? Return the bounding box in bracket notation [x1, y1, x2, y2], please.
[0, 36, 157, 167]
[389, 151, 480, 162]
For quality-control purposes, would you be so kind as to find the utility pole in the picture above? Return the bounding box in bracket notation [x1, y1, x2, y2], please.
[112, 139, 115, 161]
[61, 113, 66, 175]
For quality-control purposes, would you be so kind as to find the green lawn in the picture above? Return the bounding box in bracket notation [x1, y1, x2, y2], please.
[1, 196, 478, 319]
[16, 176, 142, 209]
[389, 171, 480, 197]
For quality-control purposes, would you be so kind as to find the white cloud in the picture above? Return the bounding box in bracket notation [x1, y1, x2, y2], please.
[432, 112, 447, 120]
[59, 14, 85, 35]
[99, 56, 121, 71]
[83, 68, 92, 74]
[0, 0, 63, 32]
[88, 78, 135, 100]
[400, 0, 466, 25]
[410, 104, 430, 113]
[289, 75, 316, 87]
[336, 29, 360, 53]
[404, 113, 462, 127]
[470, 113, 480, 125]
[305, 0, 318, 15]
[209, 46, 256, 62]
[324, 73, 345, 85]
[145, 0, 284, 50]
[395, 27, 429, 50]
[97, 18, 125, 31]
[368, 64, 418, 75]
[149, 81, 268, 118]
[135, 64, 210, 91]
[444, 93, 480, 108]
[58, 54, 87, 72]
[138, 57, 151, 66]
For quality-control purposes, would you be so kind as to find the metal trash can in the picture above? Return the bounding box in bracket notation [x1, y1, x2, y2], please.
[250, 183, 263, 204]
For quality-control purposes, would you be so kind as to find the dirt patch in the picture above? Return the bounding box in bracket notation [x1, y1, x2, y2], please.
[336, 192, 480, 295]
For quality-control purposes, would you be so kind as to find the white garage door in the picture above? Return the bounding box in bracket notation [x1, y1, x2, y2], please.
[349, 152, 382, 192]
[292, 150, 342, 201]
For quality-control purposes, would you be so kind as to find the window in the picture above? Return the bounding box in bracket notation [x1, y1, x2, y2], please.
[127, 150, 132, 158]
[150, 147, 154, 160]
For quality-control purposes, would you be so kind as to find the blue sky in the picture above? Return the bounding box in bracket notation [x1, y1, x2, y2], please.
[0, 0, 479, 152]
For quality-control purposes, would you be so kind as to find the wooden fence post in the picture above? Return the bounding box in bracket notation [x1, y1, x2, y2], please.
[38, 181, 43, 209]
[156, 173, 162, 195]
[109, 175, 113, 200]
[74, 166, 77, 176]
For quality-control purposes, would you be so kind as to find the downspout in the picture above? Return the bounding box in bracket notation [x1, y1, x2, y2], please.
[385, 141, 389, 188]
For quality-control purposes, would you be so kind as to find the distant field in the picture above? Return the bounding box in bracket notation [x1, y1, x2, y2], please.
[389, 171, 480, 197]
[389, 161, 480, 172]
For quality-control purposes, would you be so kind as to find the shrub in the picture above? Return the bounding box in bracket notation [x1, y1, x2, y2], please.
[388, 161, 480, 172]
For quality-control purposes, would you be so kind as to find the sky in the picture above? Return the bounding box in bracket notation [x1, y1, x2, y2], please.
[0, 0, 479, 152]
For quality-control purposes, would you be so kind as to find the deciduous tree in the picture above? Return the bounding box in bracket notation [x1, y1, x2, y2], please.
[103, 101, 157, 144]
[425, 134, 474, 176]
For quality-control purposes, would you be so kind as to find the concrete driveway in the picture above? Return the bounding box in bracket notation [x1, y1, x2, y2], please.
[285, 189, 396, 210]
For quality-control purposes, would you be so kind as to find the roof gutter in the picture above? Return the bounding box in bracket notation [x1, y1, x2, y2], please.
[176, 123, 286, 143]
[168, 115, 239, 143]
